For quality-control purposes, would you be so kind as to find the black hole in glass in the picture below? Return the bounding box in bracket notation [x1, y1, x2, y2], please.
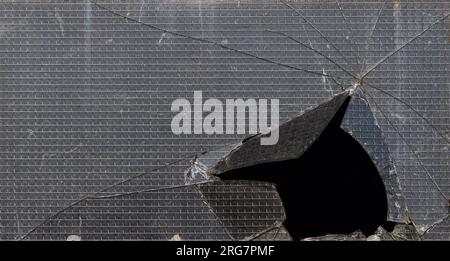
[219, 98, 388, 240]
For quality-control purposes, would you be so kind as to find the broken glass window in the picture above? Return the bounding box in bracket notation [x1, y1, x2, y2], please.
[0, 0, 448, 240]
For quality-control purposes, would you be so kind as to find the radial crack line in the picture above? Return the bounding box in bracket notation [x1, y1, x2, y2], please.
[420, 214, 450, 238]
[365, 90, 448, 202]
[361, 13, 449, 79]
[279, 0, 352, 66]
[335, 0, 362, 66]
[19, 142, 232, 240]
[88, 0, 341, 80]
[194, 184, 235, 240]
[246, 222, 284, 241]
[366, 84, 450, 145]
[272, 225, 282, 240]
[265, 29, 356, 79]
[18, 156, 194, 240]
[21, 179, 230, 240]
[90, 180, 215, 200]
[359, 0, 388, 75]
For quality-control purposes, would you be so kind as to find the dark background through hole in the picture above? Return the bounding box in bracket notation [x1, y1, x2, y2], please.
[219, 98, 388, 240]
